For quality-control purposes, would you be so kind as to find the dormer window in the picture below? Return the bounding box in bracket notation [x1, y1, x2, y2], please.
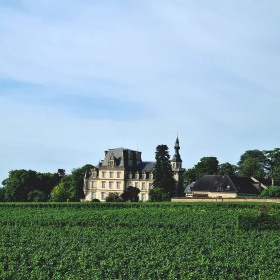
[149, 173, 153, 179]
[93, 172, 96, 178]
[109, 153, 115, 167]
[173, 163, 176, 168]
[142, 174, 146, 179]
[135, 173, 139, 179]
[129, 173, 132, 179]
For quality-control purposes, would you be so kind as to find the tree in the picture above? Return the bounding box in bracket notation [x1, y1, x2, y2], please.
[3, 169, 58, 202]
[182, 157, 220, 189]
[149, 145, 176, 202]
[53, 169, 66, 186]
[0, 187, 5, 202]
[240, 157, 266, 178]
[219, 162, 238, 176]
[260, 186, 280, 197]
[263, 149, 280, 186]
[238, 150, 267, 172]
[70, 164, 94, 198]
[273, 165, 280, 181]
[4, 170, 40, 202]
[195, 157, 219, 179]
[183, 168, 197, 186]
[105, 192, 122, 202]
[121, 186, 140, 202]
[50, 184, 71, 202]
[27, 190, 47, 202]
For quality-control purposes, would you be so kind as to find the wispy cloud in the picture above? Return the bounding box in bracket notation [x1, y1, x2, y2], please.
[0, 0, 280, 183]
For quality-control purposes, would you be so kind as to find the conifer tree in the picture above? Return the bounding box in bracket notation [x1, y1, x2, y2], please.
[149, 145, 176, 201]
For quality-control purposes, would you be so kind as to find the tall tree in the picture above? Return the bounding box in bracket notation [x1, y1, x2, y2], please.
[0, 187, 5, 202]
[149, 145, 176, 201]
[4, 170, 40, 202]
[219, 162, 238, 176]
[240, 157, 266, 178]
[238, 150, 267, 171]
[183, 157, 219, 188]
[3, 169, 59, 202]
[263, 148, 280, 186]
[195, 157, 219, 179]
[70, 164, 94, 198]
[183, 168, 197, 186]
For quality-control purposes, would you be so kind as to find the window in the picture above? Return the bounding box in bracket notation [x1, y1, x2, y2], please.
[135, 182, 138, 188]
[109, 182, 113, 189]
[149, 183, 153, 190]
[101, 192, 105, 200]
[142, 174, 146, 179]
[136, 174, 139, 179]
[227, 186, 230, 190]
[149, 174, 153, 179]
[129, 174, 132, 179]
[128, 182, 132, 187]
[173, 163, 175, 168]
[93, 173, 96, 178]
[92, 181, 96, 188]
[117, 172, 121, 178]
[142, 194, 145, 202]
[117, 182, 121, 189]
[92, 192, 95, 199]
[102, 181, 106, 188]
[110, 172, 113, 178]
[102, 172, 106, 178]
[142, 183, 145, 190]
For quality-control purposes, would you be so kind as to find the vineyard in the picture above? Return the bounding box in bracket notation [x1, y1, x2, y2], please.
[1, 202, 280, 279]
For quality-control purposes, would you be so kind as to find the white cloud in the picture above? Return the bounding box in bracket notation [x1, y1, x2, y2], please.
[0, 0, 280, 183]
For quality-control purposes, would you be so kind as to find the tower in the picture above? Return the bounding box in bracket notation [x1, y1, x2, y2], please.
[171, 136, 184, 197]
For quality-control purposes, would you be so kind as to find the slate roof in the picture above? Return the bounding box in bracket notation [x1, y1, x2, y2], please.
[137, 161, 155, 173]
[254, 177, 280, 187]
[102, 148, 125, 167]
[193, 175, 236, 192]
[229, 176, 259, 195]
[193, 175, 260, 195]
[184, 182, 195, 193]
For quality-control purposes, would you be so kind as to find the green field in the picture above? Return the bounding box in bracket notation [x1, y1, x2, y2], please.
[1, 202, 280, 279]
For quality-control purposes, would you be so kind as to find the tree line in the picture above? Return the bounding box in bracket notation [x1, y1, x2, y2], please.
[183, 148, 280, 187]
[0, 164, 93, 202]
[1, 147, 279, 202]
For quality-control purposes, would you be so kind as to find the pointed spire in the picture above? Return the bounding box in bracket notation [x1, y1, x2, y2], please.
[171, 136, 182, 162]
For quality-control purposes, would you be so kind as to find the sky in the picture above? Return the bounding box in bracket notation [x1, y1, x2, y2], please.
[1, 0, 280, 183]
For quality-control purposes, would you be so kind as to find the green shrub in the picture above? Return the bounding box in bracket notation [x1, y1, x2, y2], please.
[260, 186, 280, 197]
[105, 192, 122, 202]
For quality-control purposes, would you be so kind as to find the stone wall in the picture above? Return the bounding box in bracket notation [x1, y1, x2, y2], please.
[171, 198, 280, 203]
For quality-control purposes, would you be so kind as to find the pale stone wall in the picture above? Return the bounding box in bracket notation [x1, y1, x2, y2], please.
[171, 198, 280, 203]
[191, 191, 237, 198]
[208, 192, 237, 198]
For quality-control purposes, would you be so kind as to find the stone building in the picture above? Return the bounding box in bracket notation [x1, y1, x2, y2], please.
[83, 137, 184, 201]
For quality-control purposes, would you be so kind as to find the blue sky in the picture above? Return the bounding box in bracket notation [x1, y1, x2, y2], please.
[1, 0, 280, 183]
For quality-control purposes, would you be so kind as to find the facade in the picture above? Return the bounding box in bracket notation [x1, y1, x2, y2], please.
[83, 137, 184, 201]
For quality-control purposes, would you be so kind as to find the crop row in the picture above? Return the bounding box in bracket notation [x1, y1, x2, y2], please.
[1, 204, 280, 279]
